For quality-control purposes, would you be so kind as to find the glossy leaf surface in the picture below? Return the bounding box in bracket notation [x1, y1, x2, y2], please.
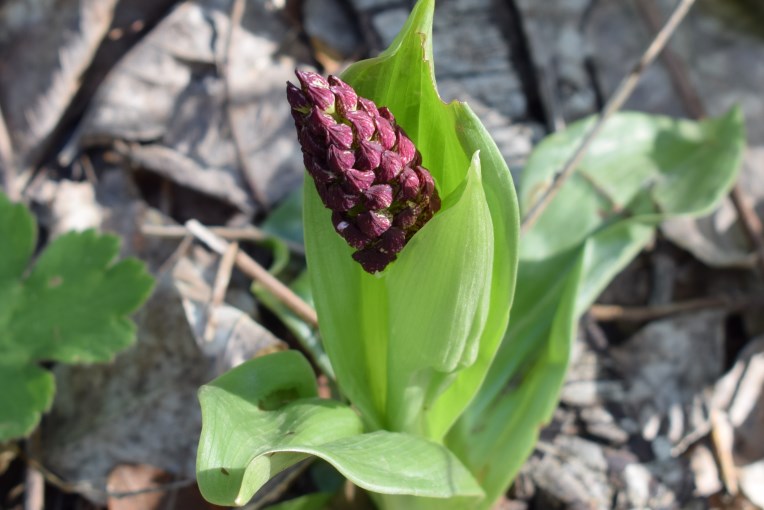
[196, 351, 482, 506]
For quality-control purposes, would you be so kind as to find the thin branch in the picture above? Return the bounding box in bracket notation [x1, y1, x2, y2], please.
[520, 0, 697, 233]
[222, 0, 270, 212]
[23, 454, 194, 501]
[589, 295, 764, 322]
[141, 224, 305, 255]
[637, 0, 764, 277]
[186, 220, 319, 328]
[730, 186, 764, 275]
[0, 103, 18, 200]
[205, 241, 239, 341]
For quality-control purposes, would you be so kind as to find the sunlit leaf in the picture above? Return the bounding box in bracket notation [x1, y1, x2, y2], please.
[197, 351, 482, 506]
[0, 192, 154, 442]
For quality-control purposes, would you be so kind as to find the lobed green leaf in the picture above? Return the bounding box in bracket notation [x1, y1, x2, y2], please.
[0, 192, 155, 442]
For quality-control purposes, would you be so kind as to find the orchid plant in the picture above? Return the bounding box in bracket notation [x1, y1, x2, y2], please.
[196, 0, 745, 508]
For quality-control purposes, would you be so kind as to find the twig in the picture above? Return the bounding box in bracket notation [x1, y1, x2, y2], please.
[520, 0, 697, 233]
[22, 454, 195, 501]
[0, 103, 18, 200]
[222, 0, 270, 212]
[186, 220, 319, 328]
[141, 224, 305, 255]
[730, 183, 764, 275]
[24, 432, 44, 510]
[710, 409, 739, 495]
[589, 295, 764, 322]
[205, 241, 239, 341]
[637, 0, 764, 276]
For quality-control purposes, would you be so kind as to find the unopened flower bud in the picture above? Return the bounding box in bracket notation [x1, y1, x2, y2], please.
[287, 70, 442, 273]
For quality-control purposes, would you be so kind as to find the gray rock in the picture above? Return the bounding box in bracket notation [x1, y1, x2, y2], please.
[304, 0, 362, 59]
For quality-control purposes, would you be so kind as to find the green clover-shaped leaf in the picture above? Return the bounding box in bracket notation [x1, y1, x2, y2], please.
[0, 192, 154, 441]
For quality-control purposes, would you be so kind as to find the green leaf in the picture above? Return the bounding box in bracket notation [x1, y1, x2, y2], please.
[304, 0, 520, 438]
[197, 351, 483, 506]
[447, 108, 746, 509]
[0, 363, 55, 441]
[520, 108, 745, 261]
[254, 271, 333, 379]
[0, 192, 154, 442]
[265, 493, 333, 510]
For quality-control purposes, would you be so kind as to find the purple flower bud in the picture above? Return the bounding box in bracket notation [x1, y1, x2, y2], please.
[298, 128, 324, 157]
[345, 110, 376, 141]
[343, 169, 376, 193]
[304, 154, 336, 184]
[363, 184, 393, 210]
[378, 107, 395, 123]
[352, 247, 394, 274]
[397, 167, 420, 200]
[380, 227, 406, 255]
[415, 166, 436, 197]
[327, 123, 354, 150]
[333, 212, 370, 249]
[374, 116, 396, 150]
[306, 107, 336, 139]
[327, 145, 355, 173]
[378, 151, 403, 182]
[321, 183, 360, 212]
[329, 76, 358, 113]
[396, 128, 417, 166]
[296, 70, 335, 111]
[357, 97, 379, 118]
[357, 210, 392, 238]
[286, 82, 311, 112]
[287, 70, 442, 273]
[394, 205, 421, 230]
[356, 140, 383, 171]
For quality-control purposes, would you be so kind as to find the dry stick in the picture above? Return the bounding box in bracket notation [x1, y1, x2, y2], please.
[589, 295, 764, 322]
[141, 223, 305, 255]
[520, 0, 697, 234]
[23, 454, 195, 501]
[24, 432, 44, 510]
[205, 241, 239, 341]
[0, 103, 18, 200]
[637, 0, 764, 277]
[186, 220, 319, 328]
[222, 0, 270, 212]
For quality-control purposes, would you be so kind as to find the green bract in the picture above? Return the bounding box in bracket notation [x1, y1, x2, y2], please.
[0, 191, 154, 442]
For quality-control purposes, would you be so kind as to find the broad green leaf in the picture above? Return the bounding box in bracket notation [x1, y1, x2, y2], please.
[254, 271, 333, 379]
[265, 493, 333, 510]
[197, 350, 482, 506]
[447, 108, 746, 509]
[0, 192, 154, 441]
[304, 0, 520, 438]
[520, 108, 745, 261]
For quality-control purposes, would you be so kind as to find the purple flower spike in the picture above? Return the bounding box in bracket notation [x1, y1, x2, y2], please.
[287, 69, 441, 273]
